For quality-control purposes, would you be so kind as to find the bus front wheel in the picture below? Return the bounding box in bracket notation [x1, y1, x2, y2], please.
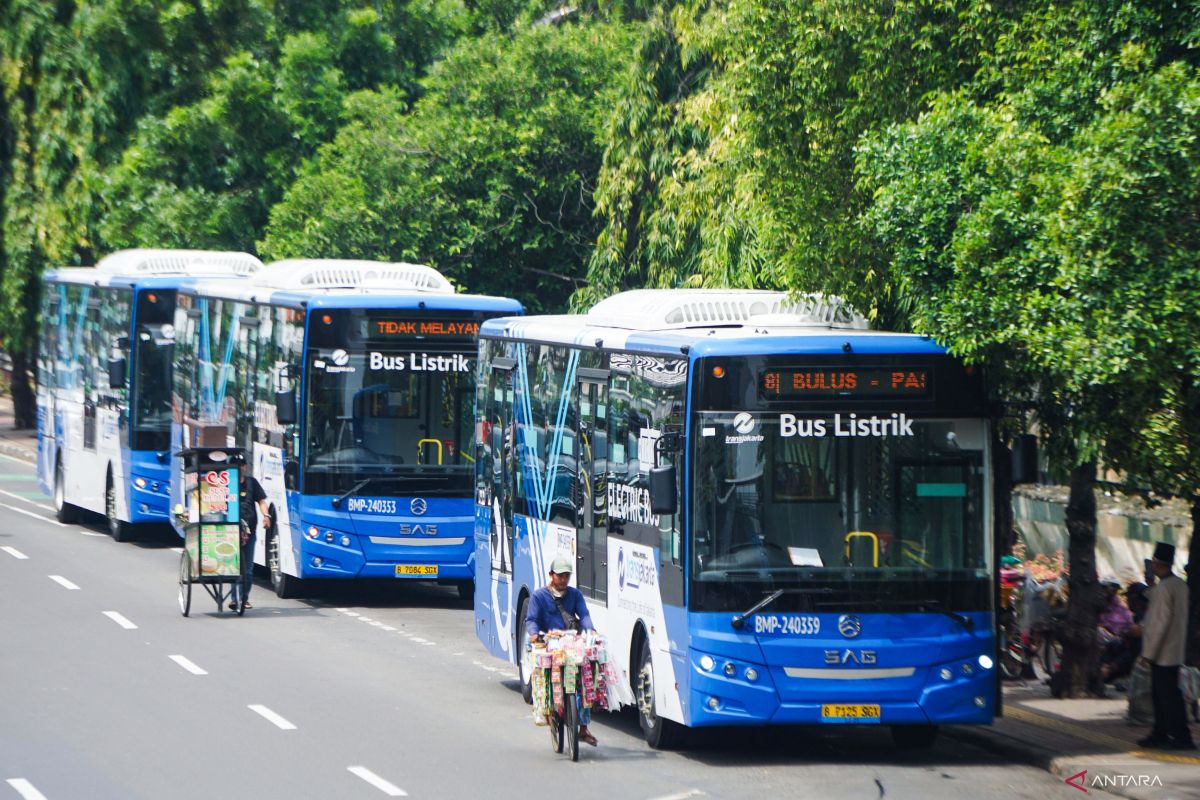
[268, 530, 303, 599]
[635, 638, 686, 749]
[517, 597, 534, 705]
[54, 461, 79, 524]
[106, 475, 132, 542]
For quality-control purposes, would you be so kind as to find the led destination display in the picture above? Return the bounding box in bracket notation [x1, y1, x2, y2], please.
[361, 319, 481, 340]
[760, 367, 929, 399]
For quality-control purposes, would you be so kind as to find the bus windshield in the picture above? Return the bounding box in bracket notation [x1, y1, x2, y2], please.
[132, 290, 176, 451]
[304, 345, 475, 496]
[690, 412, 989, 613]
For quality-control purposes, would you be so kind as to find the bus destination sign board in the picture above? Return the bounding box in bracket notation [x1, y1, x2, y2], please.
[362, 319, 481, 341]
[760, 368, 929, 399]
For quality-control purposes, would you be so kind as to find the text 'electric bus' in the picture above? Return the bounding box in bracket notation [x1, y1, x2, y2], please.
[170, 260, 523, 599]
[475, 289, 997, 748]
[37, 249, 264, 539]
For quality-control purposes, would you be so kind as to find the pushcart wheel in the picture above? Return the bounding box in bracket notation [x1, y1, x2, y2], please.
[565, 695, 580, 762]
[549, 709, 564, 754]
[178, 551, 192, 617]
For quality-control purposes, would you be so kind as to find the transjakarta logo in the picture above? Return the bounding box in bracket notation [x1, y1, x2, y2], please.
[330, 349, 351, 367]
[725, 412, 765, 444]
[369, 352, 470, 372]
[607, 483, 659, 525]
[617, 546, 657, 590]
[779, 413, 915, 438]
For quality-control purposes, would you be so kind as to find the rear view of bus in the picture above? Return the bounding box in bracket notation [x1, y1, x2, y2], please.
[475, 289, 996, 749]
[37, 249, 263, 539]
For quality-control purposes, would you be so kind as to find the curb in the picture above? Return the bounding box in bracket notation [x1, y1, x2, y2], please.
[0, 440, 35, 463]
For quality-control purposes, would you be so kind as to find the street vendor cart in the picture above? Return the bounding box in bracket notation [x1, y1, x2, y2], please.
[176, 447, 247, 617]
[528, 630, 616, 761]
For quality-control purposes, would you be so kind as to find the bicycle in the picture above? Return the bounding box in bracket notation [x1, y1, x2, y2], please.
[546, 667, 582, 762]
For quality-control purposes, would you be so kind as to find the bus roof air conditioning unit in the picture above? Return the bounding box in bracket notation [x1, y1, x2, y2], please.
[256, 260, 455, 293]
[95, 249, 264, 277]
[587, 289, 868, 330]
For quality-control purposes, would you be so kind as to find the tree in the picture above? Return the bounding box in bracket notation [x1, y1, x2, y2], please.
[262, 18, 639, 313]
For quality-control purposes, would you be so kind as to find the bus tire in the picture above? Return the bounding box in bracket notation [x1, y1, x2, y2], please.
[54, 459, 79, 524]
[517, 596, 534, 705]
[268, 529, 303, 599]
[891, 725, 939, 748]
[456, 580, 474, 606]
[106, 474, 133, 542]
[635, 637, 686, 749]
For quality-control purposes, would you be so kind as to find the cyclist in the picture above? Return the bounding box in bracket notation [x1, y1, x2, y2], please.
[527, 556, 598, 746]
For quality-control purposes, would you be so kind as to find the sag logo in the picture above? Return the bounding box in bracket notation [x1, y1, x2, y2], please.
[1065, 770, 1087, 793]
[732, 412, 757, 434]
[410, 498, 427, 516]
[330, 349, 351, 367]
[838, 615, 862, 638]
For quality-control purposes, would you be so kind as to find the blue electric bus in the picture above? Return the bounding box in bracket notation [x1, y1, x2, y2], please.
[474, 289, 997, 748]
[37, 249, 264, 539]
[169, 259, 523, 599]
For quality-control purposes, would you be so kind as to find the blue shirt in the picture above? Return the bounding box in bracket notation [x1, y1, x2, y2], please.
[526, 586, 595, 636]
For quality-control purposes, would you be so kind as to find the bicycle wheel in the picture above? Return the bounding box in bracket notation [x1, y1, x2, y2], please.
[178, 551, 192, 617]
[566, 695, 580, 762]
[549, 708, 564, 754]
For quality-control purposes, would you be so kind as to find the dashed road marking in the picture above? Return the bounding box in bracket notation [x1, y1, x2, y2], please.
[169, 655, 208, 675]
[5, 778, 49, 800]
[48, 575, 80, 590]
[347, 766, 407, 796]
[102, 611, 137, 630]
[2, 546, 28, 560]
[0, 489, 54, 512]
[249, 704, 296, 730]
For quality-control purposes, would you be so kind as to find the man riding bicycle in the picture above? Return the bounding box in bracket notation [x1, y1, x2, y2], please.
[527, 556, 599, 746]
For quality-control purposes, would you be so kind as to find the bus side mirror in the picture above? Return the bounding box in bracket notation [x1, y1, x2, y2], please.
[649, 464, 677, 515]
[275, 389, 297, 425]
[107, 357, 127, 389]
[284, 459, 299, 491]
[1011, 434, 1038, 484]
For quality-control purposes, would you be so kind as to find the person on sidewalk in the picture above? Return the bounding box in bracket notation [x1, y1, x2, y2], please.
[1136, 542, 1196, 750]
[230, 465, 269, 612]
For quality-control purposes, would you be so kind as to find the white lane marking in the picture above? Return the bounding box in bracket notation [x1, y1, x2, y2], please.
[347, 766, 407, 797]
[78, 530, 106, 537]
[381, 625, 396, 631]
[0, 503, 66, 528]
[169, 655, 208, 675]
[169, 547, 183, 553]
[102, 611, 137, 630]
[48, 575, 80, 590]
[6, 778, 49, 800]
[0, 452, 31, 465]
[248, 704, 296, 730]
[647, 791, 705, 800]
[2, 546, 28, 560]
[0, 490, 54, 512]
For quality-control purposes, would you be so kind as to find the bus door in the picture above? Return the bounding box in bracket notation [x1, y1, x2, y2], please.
[487, 358, 516, 576]
[235, 316, 260, 454]
[575, 369, 609, 601]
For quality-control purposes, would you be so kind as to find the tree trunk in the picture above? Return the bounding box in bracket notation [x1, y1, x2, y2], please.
[1059, 461, 1104, 697]
[1187, 497, 1200, 666]
[9, 348, 35, 429]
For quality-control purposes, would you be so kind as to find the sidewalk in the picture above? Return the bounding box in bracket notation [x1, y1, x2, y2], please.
[958, 679, 1200, 799]
[0, 395, 37, 462]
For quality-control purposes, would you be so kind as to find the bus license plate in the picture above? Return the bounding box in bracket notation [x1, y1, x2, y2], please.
[395, 565, 438, 577]
[821, 704, 881, 723]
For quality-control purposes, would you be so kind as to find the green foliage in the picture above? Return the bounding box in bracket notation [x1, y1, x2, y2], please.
[262, 18, 638, 313]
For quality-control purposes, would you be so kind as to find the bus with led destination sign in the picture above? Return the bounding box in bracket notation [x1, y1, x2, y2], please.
[476, 289, 996, 752]
[761, 367, 928, 398]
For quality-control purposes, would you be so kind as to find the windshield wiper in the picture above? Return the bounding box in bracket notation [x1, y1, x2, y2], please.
[731, 588, 833, 630]
[910, 599, 975, 631]
[331, 478, 372, 508]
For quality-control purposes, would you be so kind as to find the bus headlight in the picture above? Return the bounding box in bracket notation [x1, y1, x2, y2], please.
[699, 655, 715, 672]
[134, 477, 147, 489]
[341, 536, 351, 547]
[307, 526, 319, 540]
[723, 662, 736, 676]
[744, 668, 759, 682]
[978, 655, 994, 670]
[940, 668, 953, 681]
